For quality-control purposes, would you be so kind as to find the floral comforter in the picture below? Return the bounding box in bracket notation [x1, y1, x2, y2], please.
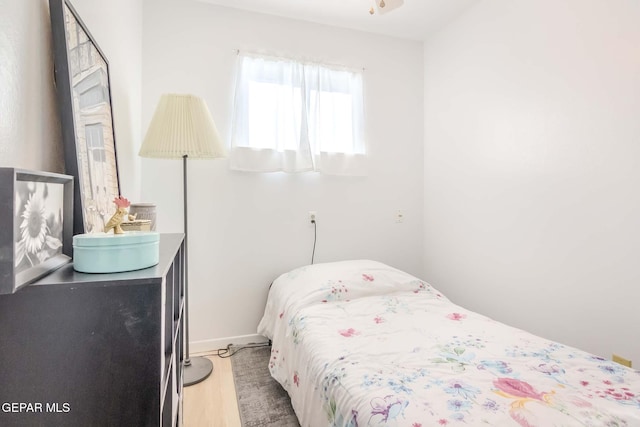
[257, 260, 640, 427]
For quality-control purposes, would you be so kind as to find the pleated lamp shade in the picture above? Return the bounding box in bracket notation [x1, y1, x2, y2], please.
[139, 94, 226, 159]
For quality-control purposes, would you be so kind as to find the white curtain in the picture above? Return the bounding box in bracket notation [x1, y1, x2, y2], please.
[230, 52, 366, 175]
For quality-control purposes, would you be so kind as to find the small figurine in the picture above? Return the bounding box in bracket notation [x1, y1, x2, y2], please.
[104, 196, 131, 234]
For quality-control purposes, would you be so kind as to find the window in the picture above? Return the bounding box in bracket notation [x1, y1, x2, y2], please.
[230, 53, 366, 175]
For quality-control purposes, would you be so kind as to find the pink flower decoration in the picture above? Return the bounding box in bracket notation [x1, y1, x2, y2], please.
[438, 420, 448, 425]
[494, 378, 545, 401]
[374, 316, 385, 324]
[113, 196, 131, 208]
[447, 313, 466, 321]
[414, 423, 423, 427]
[339, 328, 359, 337]
[362, 274, 374, 282]
[570, 397, 592, 408]
[293, 371, 299, 387]
[596, 386, 636, 401]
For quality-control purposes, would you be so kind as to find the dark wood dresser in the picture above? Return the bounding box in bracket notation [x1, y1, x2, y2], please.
[0, 233, 185, 427]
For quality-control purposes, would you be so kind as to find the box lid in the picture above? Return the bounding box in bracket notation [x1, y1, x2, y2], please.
[73, 232, 160, 247]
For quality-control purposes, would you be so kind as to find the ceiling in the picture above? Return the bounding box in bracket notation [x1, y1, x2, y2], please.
[193, 0, 480, 41]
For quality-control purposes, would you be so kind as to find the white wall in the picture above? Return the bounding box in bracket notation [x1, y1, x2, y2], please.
[0, 0, 63, 172]
[424, 0, 640, 363]
[0, 0, 142, 200]
[141, 0, 424, 349]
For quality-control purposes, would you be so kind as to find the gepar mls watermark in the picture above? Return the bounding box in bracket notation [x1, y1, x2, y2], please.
[2, 402, 70, 413]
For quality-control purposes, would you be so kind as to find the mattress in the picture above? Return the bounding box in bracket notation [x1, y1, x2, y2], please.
[257, 260, 640, 427]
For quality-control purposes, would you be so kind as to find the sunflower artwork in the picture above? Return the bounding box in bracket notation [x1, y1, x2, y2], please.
[13, 180, 66, 276]
[0, 168, 72, 294]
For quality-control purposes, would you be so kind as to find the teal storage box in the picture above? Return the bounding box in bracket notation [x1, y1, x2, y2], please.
[73, 232, 160, 273]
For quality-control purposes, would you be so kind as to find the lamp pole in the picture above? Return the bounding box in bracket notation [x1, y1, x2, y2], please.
[182, 154, 213, 386]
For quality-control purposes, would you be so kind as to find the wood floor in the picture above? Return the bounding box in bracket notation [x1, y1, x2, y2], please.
[183, 354, 241, 427]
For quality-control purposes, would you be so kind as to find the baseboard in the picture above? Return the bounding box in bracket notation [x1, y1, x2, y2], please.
[190, 334, 269, 354]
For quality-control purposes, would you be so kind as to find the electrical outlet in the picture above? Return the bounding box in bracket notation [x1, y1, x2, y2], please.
[612, 354, 632, 368]
[309, 211, 317, 224]
[395, 210, 404, 223]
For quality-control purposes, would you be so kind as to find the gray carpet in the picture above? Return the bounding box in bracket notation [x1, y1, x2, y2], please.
[230, 346, 300, 427]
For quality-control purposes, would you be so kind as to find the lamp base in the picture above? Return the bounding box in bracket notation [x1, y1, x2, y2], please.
[184, 356, 214, 387]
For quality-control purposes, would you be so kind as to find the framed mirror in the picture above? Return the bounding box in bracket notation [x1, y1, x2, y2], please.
[49, 0, 120, 235]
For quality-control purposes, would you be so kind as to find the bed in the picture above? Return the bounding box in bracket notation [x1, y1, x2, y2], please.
[257, 260, 640, 427]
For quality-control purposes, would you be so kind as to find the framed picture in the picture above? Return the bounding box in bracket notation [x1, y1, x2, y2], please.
[0, 168, 73, 294]
[49, 0, 120, 235]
